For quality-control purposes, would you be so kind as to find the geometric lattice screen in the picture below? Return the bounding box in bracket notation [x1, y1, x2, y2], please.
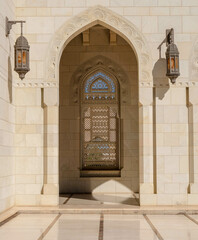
[81, 71, 120, 170]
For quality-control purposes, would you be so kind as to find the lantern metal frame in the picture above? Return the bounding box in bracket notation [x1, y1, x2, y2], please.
[165, 28, 180, 84]
[158, 28, 180, 84]
[5, 17, 30, 80]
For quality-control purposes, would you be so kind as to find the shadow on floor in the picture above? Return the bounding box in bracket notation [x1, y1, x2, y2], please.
[59, 193, 139, 206]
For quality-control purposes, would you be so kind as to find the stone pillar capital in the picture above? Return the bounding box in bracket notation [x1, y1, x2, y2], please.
[139, 87, 153, 106]
[43, 87, 58, 107]
[189, 87, 198, 106]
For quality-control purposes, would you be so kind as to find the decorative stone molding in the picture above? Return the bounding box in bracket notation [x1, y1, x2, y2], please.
[70, 55, 130, 104]
[140, 82, 153, 87]
[151, 81, 198, 88]
[13, 81, 198, 88]
[14, 82, 58, 88]
[45, 5, 153, 85]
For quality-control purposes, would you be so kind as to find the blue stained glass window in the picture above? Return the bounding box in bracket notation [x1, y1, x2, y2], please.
[91, 79, 108, 92]
[84, 72, 115, 93]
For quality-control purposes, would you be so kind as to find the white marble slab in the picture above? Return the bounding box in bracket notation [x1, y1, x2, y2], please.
[148, 215, 198, 240]
[0, 214, 58, 240]
[43, 214, 100, 240]
[103, 214, 159, 240]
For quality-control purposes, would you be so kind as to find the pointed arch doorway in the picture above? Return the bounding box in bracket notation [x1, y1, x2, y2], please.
[59, 24, 139, 198]
[44, 6, 154, 206]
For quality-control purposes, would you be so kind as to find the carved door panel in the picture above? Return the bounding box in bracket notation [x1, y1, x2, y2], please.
[82, 105, 118, 169]
[80, 70, 120, 172]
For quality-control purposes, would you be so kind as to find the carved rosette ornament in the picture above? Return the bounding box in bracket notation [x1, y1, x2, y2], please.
[45, 5, 153, 86]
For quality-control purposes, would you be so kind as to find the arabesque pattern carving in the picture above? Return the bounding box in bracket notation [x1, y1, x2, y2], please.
[81, 70, 120, 170]
[45, 5, 153, 85]
[70, 55, 130, 104]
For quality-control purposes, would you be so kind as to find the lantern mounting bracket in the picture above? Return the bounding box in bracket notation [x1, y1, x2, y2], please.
[157, 28, 174, 51]
[5, 17, 25, 37]
[166, 28, 174, 46]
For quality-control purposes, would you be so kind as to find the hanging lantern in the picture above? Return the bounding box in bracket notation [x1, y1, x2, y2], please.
[5, 17, 30, 80]
[165, 28, 180, 84]
[14, 35, 30, 80]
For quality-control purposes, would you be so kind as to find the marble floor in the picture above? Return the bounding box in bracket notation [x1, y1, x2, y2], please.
[0, 212, 198, 240]
[0, 194, 198, 240]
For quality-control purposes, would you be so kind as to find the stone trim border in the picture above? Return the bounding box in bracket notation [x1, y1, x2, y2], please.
[98, 214, 104, 240]
[0, 212, 20, 227]
[63, 194, 73, 205]
[143, 214, 164, 240]
[17, 209, 198, 215]
[37, 213, 61, 240]
[183, 213, 198, 225]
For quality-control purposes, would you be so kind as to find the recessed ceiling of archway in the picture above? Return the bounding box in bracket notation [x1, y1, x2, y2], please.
[59, 23, 137, 105]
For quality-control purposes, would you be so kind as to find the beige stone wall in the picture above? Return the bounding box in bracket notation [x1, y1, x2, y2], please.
[14, 86, 59, 206]
[59, 27, 139, 193]
[10, 0, 198, 205]
[155, 87, 189, 204]
[0, 0, 16, 212]
[14, 88, 45, 205]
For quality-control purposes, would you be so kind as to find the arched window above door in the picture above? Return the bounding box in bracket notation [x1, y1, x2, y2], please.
[82, 71, 118, 103]
[80, 69, 121, 177]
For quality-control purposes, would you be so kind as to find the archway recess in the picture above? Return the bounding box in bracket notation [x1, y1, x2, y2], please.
[43, 5, 154, 205]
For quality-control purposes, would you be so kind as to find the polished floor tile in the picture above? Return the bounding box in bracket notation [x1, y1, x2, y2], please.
[103, 215, 159, 240]
[148, 215, 198, 240]
[0, 214, 58, 240]
[43, 214, 100, 240]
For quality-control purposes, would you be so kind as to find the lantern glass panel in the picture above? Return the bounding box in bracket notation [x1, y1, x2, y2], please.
[17, 51, 22, 66]
[170, 57, 175, 71]
[22, 51, 26, 65]
[175, 56, 179, 70]
[167, 58, 170, 71]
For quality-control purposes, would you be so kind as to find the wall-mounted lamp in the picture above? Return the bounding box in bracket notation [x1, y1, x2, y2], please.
[165, 28, 180, 84]
[5, 17, 30, 80]
[158, 28, 180, 84]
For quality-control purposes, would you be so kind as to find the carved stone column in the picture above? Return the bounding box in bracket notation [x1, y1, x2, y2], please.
[188, 87, 198, 194]
[139, 87, 155, 204]
[42, 88, 59, 201]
